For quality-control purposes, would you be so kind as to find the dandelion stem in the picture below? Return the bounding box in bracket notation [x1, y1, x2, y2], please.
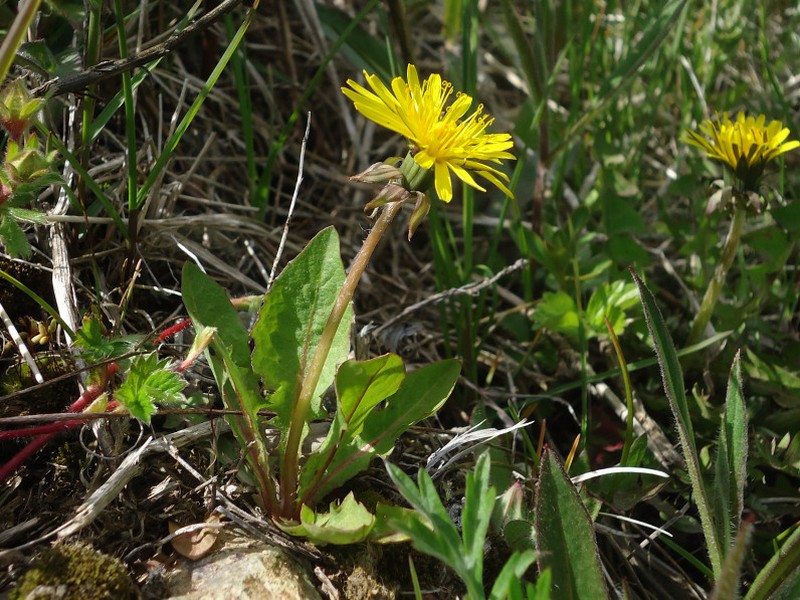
[280, 201, 403, 517]
[687, 205, 746, 347]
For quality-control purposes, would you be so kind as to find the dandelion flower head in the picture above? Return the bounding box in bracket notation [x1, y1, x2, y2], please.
[683, 112, 799, 191]
[342, 64, 515, 202]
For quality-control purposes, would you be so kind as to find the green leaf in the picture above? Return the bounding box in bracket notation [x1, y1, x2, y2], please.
[181, 262, 275, 509]
[182, 262, 252, 370]
[532, 291, 579, 339]
[6, 207, 46, 223]
[73, 316, 142, 363]
[462, 453, 495, 583]
[535, 449, 607, 600]
[606, 234, 651, 267]
[279, 492, 375, 545]
[603, 193, 646, 235]
[488, 550, 538, 600]
[745, 525, 800, 600]
[300, 359, 460, 505]
[251, 227, 353, 436]
[0, 212, 32, 258]
[115, 354, 185, 424]
[715, 352, 748, 545]
[336, 353, 406, 437]
[772, 199, 800, 234]
[297, 354, 405, 505]
[386, 461, 483, 598]
[181, 262, 262, 423]
[632, 268, 723, 577]
[585, 280, 639, 336]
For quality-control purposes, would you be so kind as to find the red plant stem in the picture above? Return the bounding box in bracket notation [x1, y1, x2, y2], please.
[0, 420, 85, 439]
[0, 435, 52, 483]
[0, 365, 118, 483]
[156, 318, 191, 343]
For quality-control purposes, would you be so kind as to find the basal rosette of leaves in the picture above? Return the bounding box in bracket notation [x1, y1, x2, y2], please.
[182, 227, 460, 543]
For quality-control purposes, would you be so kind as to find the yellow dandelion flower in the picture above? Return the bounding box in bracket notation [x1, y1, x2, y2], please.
[683, 112, 799, 191]
[342, 64, 515, 202]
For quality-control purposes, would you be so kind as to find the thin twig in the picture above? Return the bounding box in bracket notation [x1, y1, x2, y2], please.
[268, 112, 311, 289]
[31, 0, 245, 97]
[373, 257, 530, 336]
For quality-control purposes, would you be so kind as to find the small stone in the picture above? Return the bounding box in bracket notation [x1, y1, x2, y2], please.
[163, 531, 321, 600]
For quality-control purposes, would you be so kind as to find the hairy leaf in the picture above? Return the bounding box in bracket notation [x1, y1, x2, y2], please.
[535, 448, 607, 600]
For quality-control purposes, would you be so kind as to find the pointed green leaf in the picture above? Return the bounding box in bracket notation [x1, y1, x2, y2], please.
[251, 226, 353, 432]
[385, 462, 472, 585]
[632, 268, 722, 577]
[535, 448, 608, 600]
[298, 354, 405, 503]
[336, 353, 405, 436]
[302, 359, 460, 504]
[715, 352, 748, 551]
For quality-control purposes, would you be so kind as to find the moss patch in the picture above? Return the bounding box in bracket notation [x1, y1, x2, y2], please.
[11, 542, 135, 600]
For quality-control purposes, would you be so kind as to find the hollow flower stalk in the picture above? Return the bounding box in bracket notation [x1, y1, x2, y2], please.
[683, 112, 799, 345]
[342, 64, 515, 203]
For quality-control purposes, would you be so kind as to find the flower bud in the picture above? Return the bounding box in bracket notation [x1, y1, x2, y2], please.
[0, 80, 43, 141]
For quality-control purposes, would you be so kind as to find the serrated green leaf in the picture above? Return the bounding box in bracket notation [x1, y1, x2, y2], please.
[279, 492, 375, 545]
[251, 227, 353, 439]
[115, 354, 185, 424]
[535, 449, 608, 600]
[73, 316, 142, 363]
